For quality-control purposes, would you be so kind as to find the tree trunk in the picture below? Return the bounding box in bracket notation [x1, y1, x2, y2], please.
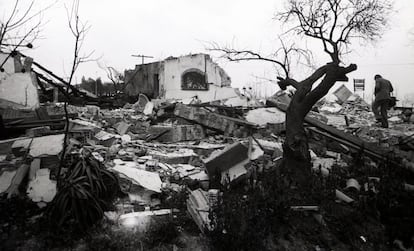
[280, 63, 357, 188]
[283, 96, 312, 188]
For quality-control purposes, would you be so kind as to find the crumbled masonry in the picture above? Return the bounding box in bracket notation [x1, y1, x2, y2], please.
[1, 87, 413, 250]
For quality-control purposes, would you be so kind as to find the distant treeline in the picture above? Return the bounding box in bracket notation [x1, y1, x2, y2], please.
[75, 76, 123, 97]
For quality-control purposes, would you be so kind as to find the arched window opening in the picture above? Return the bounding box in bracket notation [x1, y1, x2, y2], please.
[181, 69, 208, 90]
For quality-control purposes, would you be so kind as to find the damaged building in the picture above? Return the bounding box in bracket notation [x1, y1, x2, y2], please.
[124, 53, 239, 102]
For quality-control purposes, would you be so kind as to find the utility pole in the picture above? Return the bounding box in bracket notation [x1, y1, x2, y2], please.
[131, 54, 154, 65]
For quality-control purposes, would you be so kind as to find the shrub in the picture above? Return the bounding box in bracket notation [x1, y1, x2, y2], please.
[48, 149, 119, 231]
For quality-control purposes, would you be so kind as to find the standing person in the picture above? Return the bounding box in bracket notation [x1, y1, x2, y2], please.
[372, 74, 394, 128]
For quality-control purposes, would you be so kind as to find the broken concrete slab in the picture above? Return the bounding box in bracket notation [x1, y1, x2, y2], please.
[204, 142, 249, 185]
[245, 107, 285, 126]
[221, 158, 249, 184]
[94, 130, 118, 147]
[148, 124, 205, 143]
[174, 103, 255, 135]
[68, 120, 101, 143]
[112, 164, 162, 193]
[255, 138, 283, 153]
[11, 138, 32, 157]
[333, 84, 352, 103]
[29, 134, 65, 158]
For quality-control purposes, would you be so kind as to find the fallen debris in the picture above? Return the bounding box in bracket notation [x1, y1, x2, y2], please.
[112, 164, 162, 193]
[203, 142, 249, 186]
[118, 209, 172, 231]
[187, 188, 211, 233]
[245, 107, 285, 126]
[26, 168, 57, 205]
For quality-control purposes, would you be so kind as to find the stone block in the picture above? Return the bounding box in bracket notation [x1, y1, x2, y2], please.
[148, 124, 205, 142]
[203, 142, 248, 185]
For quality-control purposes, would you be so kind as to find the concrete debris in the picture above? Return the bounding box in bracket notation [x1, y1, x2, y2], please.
[94, 130, 118, 146]
[319, 102, 342, 113]
[1, 76, 414, 249]
[112, 164, 162, 193]
[11, 138, 32, 157]
[174, 103, 254, 136]
[245, 107, 285, 126]
[28, 134, 65, 158]
[333, 84, 352, 103]
[143, 101, 154, 115]
[312, 158, 335, 176]
[204, 142, 249, 185]
[147, 148, 197, 164]
[27, 168, 57, 204]
[187, 188, 211, 233]
[148, 124, 205, 143]
[250, 141, 265, 160]
[221, 158, 249, 184]
[115, 121, 131, 135]
[118, 209, 172, 231]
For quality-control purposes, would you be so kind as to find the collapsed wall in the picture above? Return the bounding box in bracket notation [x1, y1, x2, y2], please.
[0, 52, 39, 110]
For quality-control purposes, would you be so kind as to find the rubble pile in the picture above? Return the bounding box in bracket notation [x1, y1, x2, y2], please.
[0, 91, 413, 250]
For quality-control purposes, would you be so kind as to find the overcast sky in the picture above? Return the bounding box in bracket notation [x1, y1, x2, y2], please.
[2, 0, 414, 102]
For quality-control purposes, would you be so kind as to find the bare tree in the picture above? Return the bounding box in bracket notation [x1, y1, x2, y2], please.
[210, 0, 393, 187]
[65, 0, 95, 85]
[208, 38, 313, 79]
[98, 62, 124, 93]
[57, 0, 95, 185]
[274, 0, 392, 187]
[278, 0, 392, 64]
[0, 0, 55, 52]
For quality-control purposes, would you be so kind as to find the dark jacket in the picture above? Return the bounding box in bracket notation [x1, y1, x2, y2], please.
[374, 77, 393, 101]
